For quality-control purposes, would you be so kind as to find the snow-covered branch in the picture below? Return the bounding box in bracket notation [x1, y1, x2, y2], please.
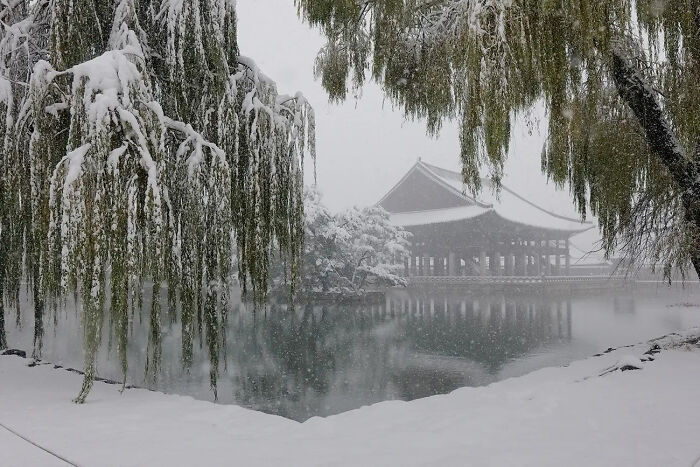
[1, 0, 316, 402]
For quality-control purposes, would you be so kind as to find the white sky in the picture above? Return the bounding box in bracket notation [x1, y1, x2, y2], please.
[236, 0, 586, 221]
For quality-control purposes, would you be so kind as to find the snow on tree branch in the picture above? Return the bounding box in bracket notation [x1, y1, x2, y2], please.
[0, 0, 316, 402]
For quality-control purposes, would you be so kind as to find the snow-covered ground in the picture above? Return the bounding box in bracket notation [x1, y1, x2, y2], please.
[2, 331, 700, 467]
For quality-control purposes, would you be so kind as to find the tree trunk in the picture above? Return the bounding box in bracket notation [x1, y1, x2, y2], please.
[611, 47, 700, 280]
[32, 285, 44, 359]
[33, 301, 44, 357]
[686, 200, 700, 278]
[0, 231, 7, 350]
[0, 300, 7, 350]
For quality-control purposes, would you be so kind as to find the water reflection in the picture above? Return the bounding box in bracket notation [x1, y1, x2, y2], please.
[392, 292, 571, 372]
[6, 286, 700, 421]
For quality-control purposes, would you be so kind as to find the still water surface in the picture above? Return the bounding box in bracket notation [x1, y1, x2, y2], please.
[7, 284, 700, 421]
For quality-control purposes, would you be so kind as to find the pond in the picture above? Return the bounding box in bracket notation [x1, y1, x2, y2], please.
[6, 283, 700, 421]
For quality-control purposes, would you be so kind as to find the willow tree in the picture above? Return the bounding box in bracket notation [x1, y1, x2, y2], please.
[0, 0, 315, 402]
[296, 0, 700, 279]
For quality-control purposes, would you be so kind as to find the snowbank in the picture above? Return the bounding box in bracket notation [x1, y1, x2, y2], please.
[2, 330, 700, 466]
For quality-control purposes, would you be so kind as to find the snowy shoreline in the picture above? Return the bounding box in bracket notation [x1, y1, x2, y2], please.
[2, 329, 700, 467]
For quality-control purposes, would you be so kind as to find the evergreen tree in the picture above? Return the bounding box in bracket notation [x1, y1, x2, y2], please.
[0, 0, 315, 402]
[296, 0, 700, 280]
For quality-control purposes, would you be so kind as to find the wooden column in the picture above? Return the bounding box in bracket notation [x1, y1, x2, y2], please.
[448, 251, 456, 276]
[565, 237, 571, 276]
[479, 249, 487, 276]
[555, 239, 562, 275]
[535, 241, 542, 275]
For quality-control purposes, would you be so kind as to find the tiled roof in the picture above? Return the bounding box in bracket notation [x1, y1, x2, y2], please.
[386, 161, 593, 234]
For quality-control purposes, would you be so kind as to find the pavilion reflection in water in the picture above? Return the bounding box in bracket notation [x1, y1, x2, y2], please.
[218, 291, 573, 420]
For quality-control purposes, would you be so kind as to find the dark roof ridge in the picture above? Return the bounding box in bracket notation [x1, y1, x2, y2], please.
[376, 160, 491, 209]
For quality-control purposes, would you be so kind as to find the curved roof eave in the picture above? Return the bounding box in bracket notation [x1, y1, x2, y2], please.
[391, 206, 592, 234]
[389, 205, 491, 227]
[492, 209, 595, 234]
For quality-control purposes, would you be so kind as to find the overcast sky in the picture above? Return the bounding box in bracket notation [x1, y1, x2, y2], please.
[236, 1, 585, 221]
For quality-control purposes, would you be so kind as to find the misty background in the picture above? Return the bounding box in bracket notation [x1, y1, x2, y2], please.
[236, 0, 584, 221]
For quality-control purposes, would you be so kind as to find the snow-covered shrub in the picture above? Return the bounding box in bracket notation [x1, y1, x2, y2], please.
[273, 189, 410, 296]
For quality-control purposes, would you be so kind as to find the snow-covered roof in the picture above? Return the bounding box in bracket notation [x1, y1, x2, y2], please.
[382, 161, 593, 234]
[391, 205, 490, 227]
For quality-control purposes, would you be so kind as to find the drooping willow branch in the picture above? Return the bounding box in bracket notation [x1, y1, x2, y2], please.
[297, 0, 700, 279]
[0, 0, 315, 401]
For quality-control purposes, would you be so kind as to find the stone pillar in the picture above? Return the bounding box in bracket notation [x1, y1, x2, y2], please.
[524, 242, 530, 276]
[448, 251, 456, 276]
[505, 252, 514, 276]
[523, 253, 529, 276]
[479, 249, 487, 276]
[491, 251, 500, 276]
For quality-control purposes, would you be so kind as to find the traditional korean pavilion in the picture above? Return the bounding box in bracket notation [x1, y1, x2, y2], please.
[378, 161, 594, 277]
